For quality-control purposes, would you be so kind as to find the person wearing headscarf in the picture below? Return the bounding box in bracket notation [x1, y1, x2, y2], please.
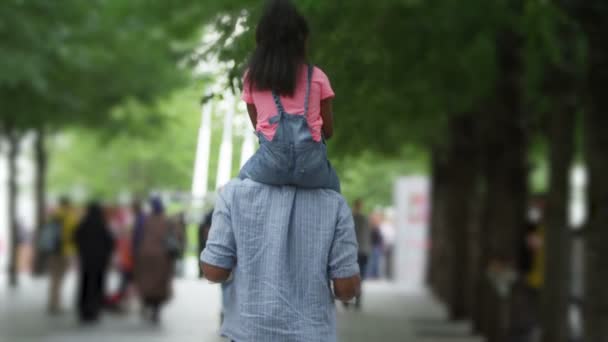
[132, 200, 146, 255]
[134, 198, 175, 324]
[74, 201, 114, 323]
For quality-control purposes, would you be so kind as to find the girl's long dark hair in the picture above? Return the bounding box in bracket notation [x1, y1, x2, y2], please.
[247, 0, 309, 96]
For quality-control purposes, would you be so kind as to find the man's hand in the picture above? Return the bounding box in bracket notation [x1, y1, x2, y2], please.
[201, 262, 232, 283]
[333, 275, 361, 302]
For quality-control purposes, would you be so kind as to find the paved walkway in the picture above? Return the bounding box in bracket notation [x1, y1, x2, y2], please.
[0, 274, 484, 342]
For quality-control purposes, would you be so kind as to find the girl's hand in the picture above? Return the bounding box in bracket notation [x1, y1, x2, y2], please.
[320, 98, 334, 139]
[247, 104, 258, 129]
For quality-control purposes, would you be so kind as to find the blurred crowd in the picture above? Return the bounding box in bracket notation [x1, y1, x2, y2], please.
[37, 196, 186, 324]
[7, 193, 402, 327]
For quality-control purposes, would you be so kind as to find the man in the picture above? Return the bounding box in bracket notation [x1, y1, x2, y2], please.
[198, 209, 213, 279]
[352, 199, 371, 309]
[48, 196, 79, 314]
[201, 179, 361, 342]
[380, 214, 395, 280]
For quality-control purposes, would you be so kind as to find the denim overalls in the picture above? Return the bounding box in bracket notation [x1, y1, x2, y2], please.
[239, 65, 341, 192]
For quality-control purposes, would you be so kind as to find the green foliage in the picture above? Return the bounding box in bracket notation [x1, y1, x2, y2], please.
[49, 87, 205, 197]
[48, 85, 251, 200]
[0, 0, 202, 133]
[335, 147, 428, 208]
[522, 0, 586, 124]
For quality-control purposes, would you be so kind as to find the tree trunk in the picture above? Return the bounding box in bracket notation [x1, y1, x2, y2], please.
[478, 24, 528, 342]
[477, 134, 528, 342]
[569, 1, 608, 340]
[7, 131, 21, 288]
[426, 150, 440, 292]
[469, 173, 486, 333]
[471, 108, 491, 333]
[472, 130, 492, 335]
[480, 129, 528, 342]
[583, 104, 608, 341]
[542, 96, 575, 342]
[427, 148, 450, 301]
[444, 114, 479, 320]
[578, 3, 608, 340]
[539, 18, 580, 338]
[32, 127, 48, 275]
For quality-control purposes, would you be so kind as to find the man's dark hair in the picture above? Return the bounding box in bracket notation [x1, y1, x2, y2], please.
[59, 196, 71, 207]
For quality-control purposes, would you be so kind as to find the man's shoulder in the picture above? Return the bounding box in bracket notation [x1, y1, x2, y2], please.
[221, 178, 266, 194]
[223, 179, 346, 203]
[225, 179, 340, 194]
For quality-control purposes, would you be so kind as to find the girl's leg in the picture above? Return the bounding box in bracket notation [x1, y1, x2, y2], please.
[293, 146, 341, 192]
[367, 247, 382, 279]
[239, 144, 291, 186]
[365, 251, 375, 279]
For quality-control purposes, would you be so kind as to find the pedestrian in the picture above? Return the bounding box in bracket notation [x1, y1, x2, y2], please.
[367, 214, 384, 279]
[134, 198, 177, 324]
[104, 200, 145, 311]
[201, 178, 361, 342]
[238, 0, 340, 192]
[351, 198, 371, 310]
[74, 202, 114, 323]
[131, 200, 146, 256]
[380, 212, 396, 280]
[198, 209, 213, 279]
[105, 216, 134, 310]
[511, 197, 545, 342]
[47, 196, 80, 314]
[168, 212, 187, 277]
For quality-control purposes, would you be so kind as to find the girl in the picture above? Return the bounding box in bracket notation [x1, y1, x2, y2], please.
[239, 0, 340, 192]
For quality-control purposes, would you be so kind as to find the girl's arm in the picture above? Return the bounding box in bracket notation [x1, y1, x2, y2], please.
[246, 104, 258, 128]
[320, 98, 334, 139]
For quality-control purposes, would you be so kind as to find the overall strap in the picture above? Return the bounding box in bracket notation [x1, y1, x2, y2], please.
[271, 90, 286, 114]
[303, 64, 313, 117]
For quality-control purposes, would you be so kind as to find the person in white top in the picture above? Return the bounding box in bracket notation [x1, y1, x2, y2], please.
[379, 211, 396, 280]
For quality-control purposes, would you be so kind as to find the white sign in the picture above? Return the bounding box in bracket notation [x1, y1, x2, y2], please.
[394, 176, 430, 292]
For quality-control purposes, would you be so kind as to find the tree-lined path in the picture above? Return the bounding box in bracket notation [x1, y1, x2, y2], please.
[0, 276, 482, 342]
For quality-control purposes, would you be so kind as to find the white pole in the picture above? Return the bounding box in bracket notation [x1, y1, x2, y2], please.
[240, 129, 256, 168]
[216, 93, 235, 189]
[191, 101, 213, 200]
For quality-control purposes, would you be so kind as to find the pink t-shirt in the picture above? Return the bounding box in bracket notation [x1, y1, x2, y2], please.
[241, 65, 335, 142]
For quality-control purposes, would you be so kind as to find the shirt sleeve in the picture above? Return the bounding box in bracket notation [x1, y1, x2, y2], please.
[317, 68, 336, 100]
[200, 189, 236, 270]
[328, 199, 360, 279]
[241, 71, 254, 104]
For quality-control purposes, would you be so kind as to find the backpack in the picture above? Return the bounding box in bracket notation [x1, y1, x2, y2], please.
[38, 220, 61, 254]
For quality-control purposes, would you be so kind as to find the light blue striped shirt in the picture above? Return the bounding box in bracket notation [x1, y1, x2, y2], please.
[201, 179, 360, 342]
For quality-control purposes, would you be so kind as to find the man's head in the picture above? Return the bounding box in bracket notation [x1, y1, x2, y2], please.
[150, 197, 164, 215]
[59, 196, 72, 209]
[353, 199, 363, 214]
[132, 199, 143, 214]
